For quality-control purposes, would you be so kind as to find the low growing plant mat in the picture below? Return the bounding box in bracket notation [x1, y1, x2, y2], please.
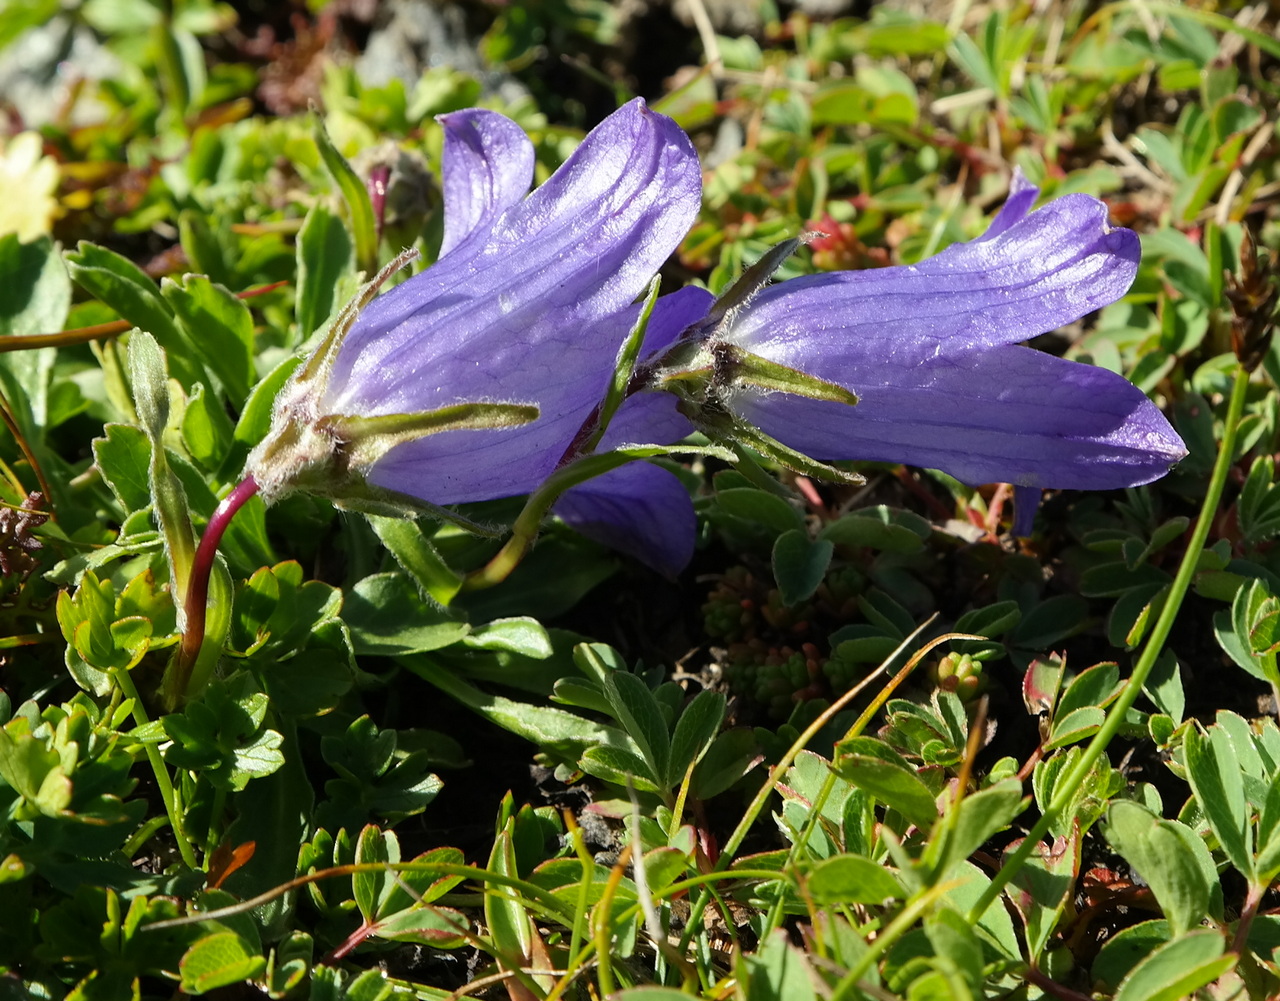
[0, 0, 1278, 998]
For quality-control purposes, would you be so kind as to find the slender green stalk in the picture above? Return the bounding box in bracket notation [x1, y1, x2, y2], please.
[968, 364, 1251, 922]
[113, 666, 199, 870]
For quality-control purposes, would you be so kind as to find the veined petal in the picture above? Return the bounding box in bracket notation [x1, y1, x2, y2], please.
[366, 282, 709, 505]
[731, 345, 1187, 491]
[554, 461, 696, 577]
[436, 109, 536, 258]
[730, 194, 1138, 362]
[639, 284, 714, 357]
[976, 167, 1039, 242]
[324, 98, 701, 434]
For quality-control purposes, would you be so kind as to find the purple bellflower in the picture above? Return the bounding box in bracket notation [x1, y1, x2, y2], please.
[589, 171, 1188, 568]
[243, 98, 702, 522]
[239, 100, 1184, 586]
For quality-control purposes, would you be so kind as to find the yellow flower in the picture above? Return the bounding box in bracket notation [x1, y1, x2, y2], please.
[0, 132, 60, 243]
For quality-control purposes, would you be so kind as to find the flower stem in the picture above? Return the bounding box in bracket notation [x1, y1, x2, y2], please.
[967, 364, 1250, 923]
[172, 476, 259, 697]
[112, 665, 199, 870]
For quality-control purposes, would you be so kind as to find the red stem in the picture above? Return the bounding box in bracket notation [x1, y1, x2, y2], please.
[175, 476, 260, 683]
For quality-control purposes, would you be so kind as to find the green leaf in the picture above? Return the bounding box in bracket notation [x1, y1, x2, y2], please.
[1113, 930, 1233, 1001]
[162, 274, 255, 402]
[353, 824, 397, 923]
[179, 931, 267, 995]
[344, 573, 469, 656]
[372, 905, 468, 947]
[366, 515, 463, 606]
[1103, 801, 1211, 937]
[772, 529, 834, 606]
[296, 203, 356, 339]
[313, 116, 378, 276]
[808, 853, 905, 904]
[401, 656, 619, 758]
[820, 505, 930, 553]
[93, 424, 153, 513]
[0, 234, 70, 337]
[833, 738, 938, 831]
[1184, 724, 1254, 881]
[925, 780, 1025, 876]
[1006, 834, 1079, 960]
[714, 487, 804, 533]
[462, 618, 553, 658]
[485, 826, 532, 968]
[602, 670, 671, 790]
[128, 332, 197, 608]
[581, 744, 663, 793]
[667, 690, 726, 789]
[737, 929, 819, 1001]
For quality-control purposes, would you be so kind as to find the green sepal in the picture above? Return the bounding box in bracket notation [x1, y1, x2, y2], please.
[581, 274, 662, 456]
[667, 343, 859, 407]
[728, 420, 866, 486]
[706, 236, 804, 327]
[321, 402, 540, 469]
[294, 247, 418, 395]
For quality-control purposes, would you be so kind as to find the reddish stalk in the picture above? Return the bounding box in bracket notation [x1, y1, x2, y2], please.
[174, 476, 260, 689]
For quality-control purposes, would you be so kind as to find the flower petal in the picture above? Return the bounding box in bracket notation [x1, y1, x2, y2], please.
[436, 109, 536, 258]
[976, 167, 1039, 243]
[730, 194, 1139, 361]
[365, 280, 709, 505]
[731, 345, 1187, 490]
[325, 99, 700, 426]
[554, 461, 696, 577]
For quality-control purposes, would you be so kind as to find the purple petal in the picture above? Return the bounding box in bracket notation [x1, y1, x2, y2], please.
[641, 284, 715, 357]
[436, 109, 535, 258]
[554, 461, 696, 576]
[730, 194, 1139, 361]
[324, 100, 701, 504]
[977, 167, 1039, 243]
[731, 345, 1186, 491]
[1012, 485, 1041, 537]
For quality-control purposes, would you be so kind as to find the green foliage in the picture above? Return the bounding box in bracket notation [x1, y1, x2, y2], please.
[0, 1, 1278, 998]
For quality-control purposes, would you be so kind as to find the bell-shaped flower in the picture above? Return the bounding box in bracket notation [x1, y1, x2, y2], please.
[244, 98, 703, 516]
[637, 172, 1186, 545]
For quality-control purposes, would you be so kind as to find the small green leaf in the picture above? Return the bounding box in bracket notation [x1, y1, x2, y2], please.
[833, 738, 938, 831]
[313, 116, 379, 276]
[1104, 801, 1211, 937]
[1113, 930, 1233, 1001]
[808, 854, 905, 904]
[344, 573, 469, 656]
[714, 487, 804, 533]
[1184, 725, 1254, 881]
[772, 530, 834, 606]
[162, 274, 255, 401]
[93, 424, 153, 513]
[667, 690, 725, 789]
[296, 203, 356, 339]
[602, 670, 671, 790]
[179, 931, 267, 995]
